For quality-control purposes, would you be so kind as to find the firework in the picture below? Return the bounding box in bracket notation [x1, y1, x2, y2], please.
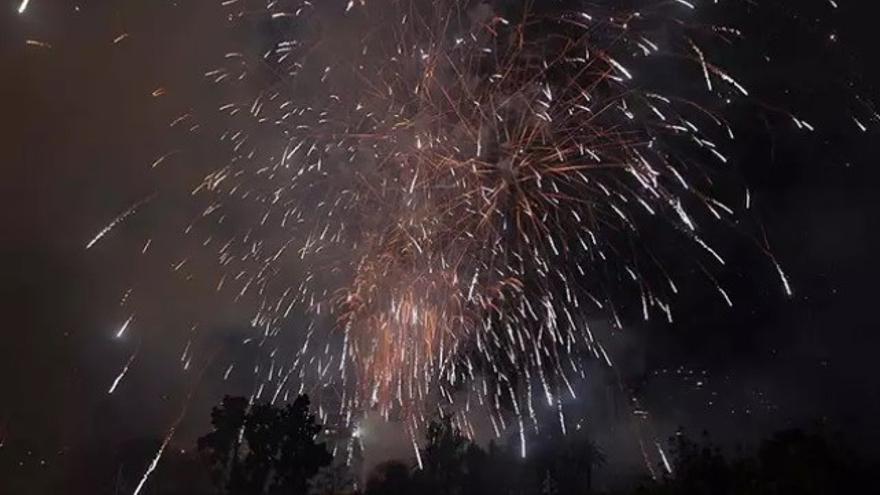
[89, 0, 870, 460]
[188, 0, 758, 419]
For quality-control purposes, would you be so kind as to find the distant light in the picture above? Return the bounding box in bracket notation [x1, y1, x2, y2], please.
[352, 427, 362, 438]
[18, 0, 30, 14]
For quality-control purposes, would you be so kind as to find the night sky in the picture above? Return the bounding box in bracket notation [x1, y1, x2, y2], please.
[2, 1, 880, 493]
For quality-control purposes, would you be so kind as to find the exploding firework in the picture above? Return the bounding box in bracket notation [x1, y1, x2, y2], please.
[87, 0, 873, 465]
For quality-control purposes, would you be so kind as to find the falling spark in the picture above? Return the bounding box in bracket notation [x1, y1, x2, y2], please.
[116, 315, 134, 338]
[132, 426, 175, 495]
[86, 195, 154, 249]
[108, 348, 138, 394]
[657, 442, 673, 474]
[772, 258, 794, 297]
[25, 39, 51, 49]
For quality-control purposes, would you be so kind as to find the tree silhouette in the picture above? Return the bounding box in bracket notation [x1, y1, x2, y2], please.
[512, 424, 606, 495]
[359, 414, 610, 495]
[307, 462, 358, 495]
[633, 427, 879, 495]
[197, 395, 332, 495]
[551, 427, 606, 493]
[416, 416, 472, 495]
[365, 461, 415, 495]
[662, 431, 734, 495]
[753, 428, 869, 495]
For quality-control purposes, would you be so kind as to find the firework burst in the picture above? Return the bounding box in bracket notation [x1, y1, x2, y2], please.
[88, 0, 873, 462]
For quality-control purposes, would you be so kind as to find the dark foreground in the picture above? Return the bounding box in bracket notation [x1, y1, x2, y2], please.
[36, 394, 878, 495]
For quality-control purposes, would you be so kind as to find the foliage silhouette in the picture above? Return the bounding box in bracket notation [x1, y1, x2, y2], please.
[187, 396, 877, 495]
[364, 461, 415, 495]
[197, 395, 332, 495]
[632, 428, 878, 495]
[362, 415, 606, 495]
[308, 462, 358, 495]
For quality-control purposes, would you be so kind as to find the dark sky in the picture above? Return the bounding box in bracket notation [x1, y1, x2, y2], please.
[2, 1, 880, 493]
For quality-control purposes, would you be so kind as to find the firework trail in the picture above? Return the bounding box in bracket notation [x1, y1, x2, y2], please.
[86, 195, 155, 249]
[85, 0, 874, 462]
